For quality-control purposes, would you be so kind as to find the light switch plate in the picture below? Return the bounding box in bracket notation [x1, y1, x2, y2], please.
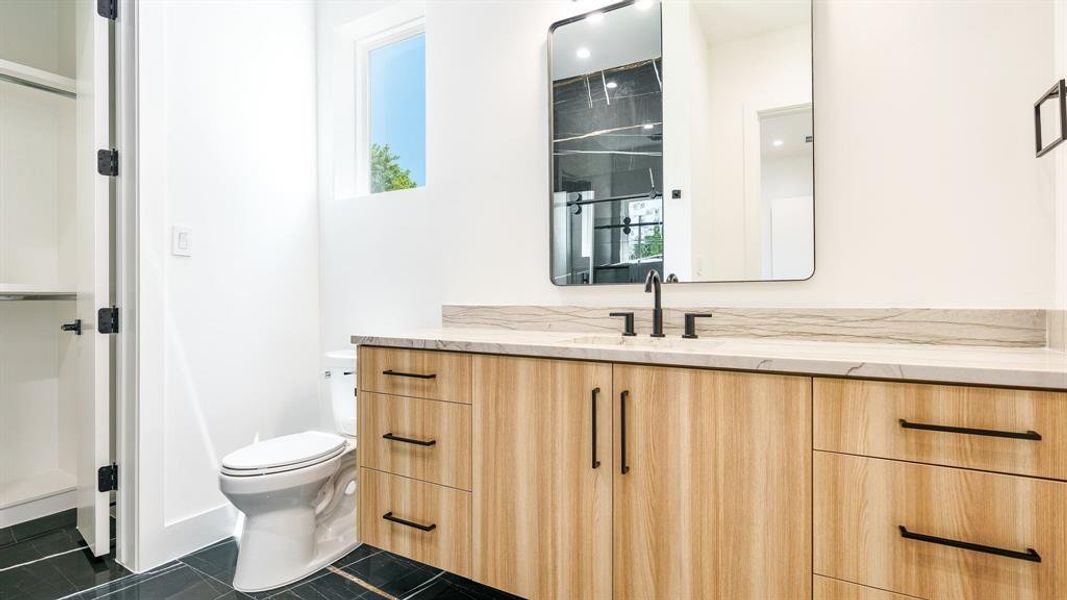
[172, 226, 192, 257]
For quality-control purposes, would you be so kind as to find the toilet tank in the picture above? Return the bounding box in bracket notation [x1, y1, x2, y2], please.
[324, 350, 357, 437]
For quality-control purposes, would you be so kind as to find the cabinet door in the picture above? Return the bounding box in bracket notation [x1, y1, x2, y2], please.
[472, 355, 612, 600]
[613, 365, 812, 599]
[75, 0, 112, 558]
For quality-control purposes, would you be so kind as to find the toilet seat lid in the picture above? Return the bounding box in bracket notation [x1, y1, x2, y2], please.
[221, 431, 347, 471]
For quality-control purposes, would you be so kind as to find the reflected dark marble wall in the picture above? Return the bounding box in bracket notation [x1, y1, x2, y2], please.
[553, 59, 664, 285]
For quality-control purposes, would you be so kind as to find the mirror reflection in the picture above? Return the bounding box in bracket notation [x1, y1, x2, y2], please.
[550, 0, 814, 285]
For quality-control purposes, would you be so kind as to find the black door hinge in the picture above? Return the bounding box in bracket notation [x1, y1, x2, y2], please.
[98, 307, 119, 334]
[97, 0, 117, 20]
[97, 149, 119, 176]
[97, 463, 118, 492]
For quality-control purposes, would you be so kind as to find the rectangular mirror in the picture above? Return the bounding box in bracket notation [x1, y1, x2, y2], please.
[549, 0, 814, 285]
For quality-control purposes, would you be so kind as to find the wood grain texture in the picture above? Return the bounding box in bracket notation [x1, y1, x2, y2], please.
[359, 468, 471, 578]
[359, 392, 472, 490]
[471, 355, 612, 600]
[814, 378, 1067, 480]
[813, 576, 920, 600]
[814, 452, 1067, 599]
[612, 364, 812, 600]
[359, 346, 471, 403]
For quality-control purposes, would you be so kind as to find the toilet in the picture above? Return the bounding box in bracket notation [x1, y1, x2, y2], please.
[218, 352, 359, 592]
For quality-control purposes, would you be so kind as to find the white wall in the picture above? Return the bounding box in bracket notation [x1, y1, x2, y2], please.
[0, 0, 75, 78]
[319, 0, 1059, 358]
[134, 0, 320, 570]
[702, 24, 811, 280]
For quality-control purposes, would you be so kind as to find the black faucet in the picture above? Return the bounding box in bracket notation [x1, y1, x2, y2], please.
[644, 270, 665, 338]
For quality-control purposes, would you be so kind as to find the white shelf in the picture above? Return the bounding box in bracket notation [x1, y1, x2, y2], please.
[0, 469, 77, 510]
[0, 283, 77, 300]
[0, 58, 76, 96]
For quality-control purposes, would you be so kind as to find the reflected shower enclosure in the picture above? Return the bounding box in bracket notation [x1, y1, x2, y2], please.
[550, 1, 664, 285]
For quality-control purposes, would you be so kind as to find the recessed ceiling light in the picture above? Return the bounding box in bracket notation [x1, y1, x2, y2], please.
[576, 47, 591, 59]
[606, 81, 618, 89]
[643, 123, 655, 130]
[635, 0, 654, 10]
[586, 12, 604, 24]
[772, 139, 784, 147]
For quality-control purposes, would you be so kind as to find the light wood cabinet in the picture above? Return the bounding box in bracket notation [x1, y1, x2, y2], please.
[357, 346, 1067, 600]
[359, 468, 472, 577]
[814, 452, 1067, 599]
[814, 378, 1067, 480]
[359, 346, 472, 403]
[359, 392, 472, 490]
[813, 576, 914, 600]
[611, 365, 812, 600]
[471, 355, 612, 600]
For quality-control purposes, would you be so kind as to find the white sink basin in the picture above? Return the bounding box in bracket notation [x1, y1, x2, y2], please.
[565, 335, 728, 351]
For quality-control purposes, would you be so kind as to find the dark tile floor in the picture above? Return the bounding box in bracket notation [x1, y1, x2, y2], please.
[0, 511, 521, 600]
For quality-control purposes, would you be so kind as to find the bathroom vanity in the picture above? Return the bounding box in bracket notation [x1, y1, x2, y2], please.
[353, 329, 1067, 599]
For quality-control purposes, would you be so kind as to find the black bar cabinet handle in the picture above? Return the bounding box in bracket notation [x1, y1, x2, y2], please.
[591, 388, 601, 469]
[382, 369, 437, 380]
[898, 419, 1041, 441]
[382, 433, 437, 447]
[383, 512, 437, 532]
[899, 526, 1041, 562]
[620, 390, 630, 475]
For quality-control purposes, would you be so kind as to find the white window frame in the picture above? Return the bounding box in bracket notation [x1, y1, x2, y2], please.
[354, 16, 426, 196]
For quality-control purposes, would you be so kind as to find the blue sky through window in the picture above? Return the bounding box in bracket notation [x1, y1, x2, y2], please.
[369, 32, 426, 188]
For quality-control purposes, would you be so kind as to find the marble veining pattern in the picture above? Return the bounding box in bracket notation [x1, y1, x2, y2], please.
[1050, 309, 1067, 352]
[353, 328, 1067, 390]
[442, 305, 1048, 348]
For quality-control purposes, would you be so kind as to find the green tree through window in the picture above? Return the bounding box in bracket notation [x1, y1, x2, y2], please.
[370, 143, 417, 193]
[631, 225, 663, 260]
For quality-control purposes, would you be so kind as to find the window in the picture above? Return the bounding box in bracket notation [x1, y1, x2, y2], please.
[364, 30, 425, 194]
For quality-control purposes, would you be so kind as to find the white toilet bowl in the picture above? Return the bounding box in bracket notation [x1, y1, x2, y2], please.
[218, 431, 359, 592]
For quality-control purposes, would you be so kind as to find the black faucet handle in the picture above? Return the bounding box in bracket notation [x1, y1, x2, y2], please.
[609, 312, 637, 336]
[683, 313, 714, 339]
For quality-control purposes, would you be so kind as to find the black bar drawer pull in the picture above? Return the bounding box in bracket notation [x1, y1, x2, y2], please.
[899, 526, 1041, 562]
[382, 433, 437, 447]
[591, 387, 601, 469]
[383, 512, 437, 532]
[620, 390, 630, 475]
[898, 419, 1041, 441]
[382, 369, 437, 380]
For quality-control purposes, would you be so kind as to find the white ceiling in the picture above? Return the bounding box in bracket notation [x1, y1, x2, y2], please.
[692, 0, 809, 45]
[552, 1, 661, 81]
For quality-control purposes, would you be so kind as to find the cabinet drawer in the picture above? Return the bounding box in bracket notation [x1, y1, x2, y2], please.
[359, 347, 471, 403]
[813, 576, 916, 600]
[359, 468, 471, 577]
[359, 392, 471, 490]
[814, 452, 1067, 599]
[814, 378, 1067, 479]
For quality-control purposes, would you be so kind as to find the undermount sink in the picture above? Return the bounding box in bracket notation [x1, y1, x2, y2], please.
[565, 335, 728, 351]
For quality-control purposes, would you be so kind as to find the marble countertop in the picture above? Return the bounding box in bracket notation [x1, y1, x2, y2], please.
[351, 328, 1067, 390]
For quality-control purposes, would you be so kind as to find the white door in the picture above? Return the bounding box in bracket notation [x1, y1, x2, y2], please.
[769, 195, 814, 280]
[75, 0, 112, 558]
